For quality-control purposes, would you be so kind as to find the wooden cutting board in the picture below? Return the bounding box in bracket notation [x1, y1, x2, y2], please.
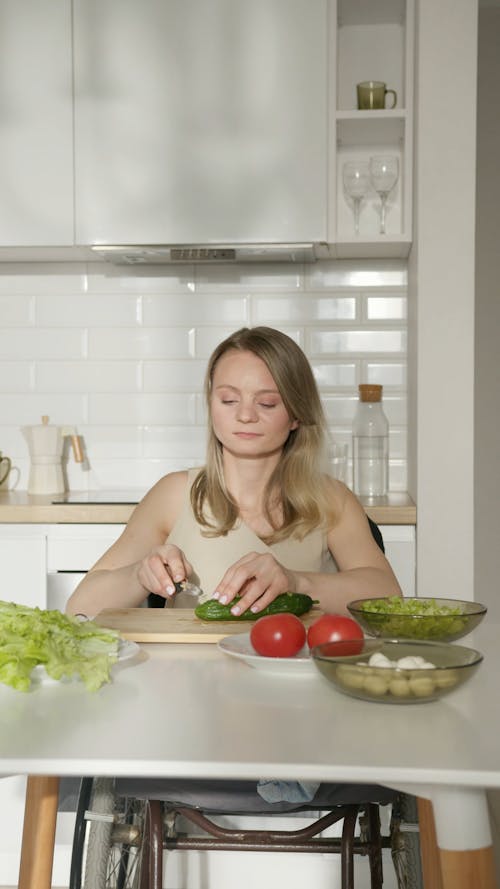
[95, 606, 324, 643]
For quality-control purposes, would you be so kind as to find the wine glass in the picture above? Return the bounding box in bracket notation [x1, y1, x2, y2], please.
[369, 156, 399, 235]
[342, 161, 370, 236]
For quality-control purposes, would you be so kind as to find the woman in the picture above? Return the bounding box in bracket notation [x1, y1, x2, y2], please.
[67, 326, 401, 618]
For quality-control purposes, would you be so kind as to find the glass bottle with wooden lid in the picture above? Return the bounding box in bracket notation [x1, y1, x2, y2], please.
[352, 384, 389, 497]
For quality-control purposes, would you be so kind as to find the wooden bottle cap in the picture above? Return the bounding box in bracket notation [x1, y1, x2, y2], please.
[358, 384, 383, 402]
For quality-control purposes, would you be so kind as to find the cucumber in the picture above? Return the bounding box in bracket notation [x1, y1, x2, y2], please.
[194, 592, 316, 621]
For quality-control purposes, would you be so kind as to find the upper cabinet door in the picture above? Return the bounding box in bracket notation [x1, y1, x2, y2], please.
[0, 2, 73, 246]
[73, 0, 328, 246]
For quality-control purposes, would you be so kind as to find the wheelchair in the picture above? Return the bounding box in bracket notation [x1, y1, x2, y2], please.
[68, 776, 422, 889]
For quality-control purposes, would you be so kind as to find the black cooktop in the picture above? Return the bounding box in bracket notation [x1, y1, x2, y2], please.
[51, 489, 145, 505]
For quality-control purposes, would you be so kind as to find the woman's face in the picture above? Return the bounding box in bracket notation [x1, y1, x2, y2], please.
[210, 349, 298, 460]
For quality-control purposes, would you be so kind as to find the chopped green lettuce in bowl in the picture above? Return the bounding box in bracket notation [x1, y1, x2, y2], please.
[0, 600, 121, 692]
[347, 596, 487, 642]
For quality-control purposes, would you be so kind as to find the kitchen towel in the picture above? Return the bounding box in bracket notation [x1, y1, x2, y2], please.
[256, 779, 320, 804]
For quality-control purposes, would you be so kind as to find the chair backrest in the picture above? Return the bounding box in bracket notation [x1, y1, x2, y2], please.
[368, 516, 385, 553]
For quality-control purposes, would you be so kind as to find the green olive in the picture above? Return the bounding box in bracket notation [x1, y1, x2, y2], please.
[389, 677, 411, 697]
[409, 676, 436, 697]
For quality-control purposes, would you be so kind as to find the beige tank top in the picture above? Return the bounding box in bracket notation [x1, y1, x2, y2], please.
[167, 469, 338, 601]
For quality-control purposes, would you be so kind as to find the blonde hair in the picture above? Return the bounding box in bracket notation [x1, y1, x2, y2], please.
[191, 326, 340, 542]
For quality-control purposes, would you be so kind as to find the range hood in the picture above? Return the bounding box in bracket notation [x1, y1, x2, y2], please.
[91, 243, 329, 265]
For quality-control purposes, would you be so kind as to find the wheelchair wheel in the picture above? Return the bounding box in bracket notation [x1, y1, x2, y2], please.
[71, 777, 147, 889]
[390, 793, 423, 889]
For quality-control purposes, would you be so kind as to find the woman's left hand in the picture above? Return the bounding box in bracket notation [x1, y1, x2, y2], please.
[212, 552, 297, 616]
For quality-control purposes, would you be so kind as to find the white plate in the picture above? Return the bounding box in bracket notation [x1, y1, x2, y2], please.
[217, 633, 316, 678]
[31, 639, 140, 684]
[117, 638, 140, 661]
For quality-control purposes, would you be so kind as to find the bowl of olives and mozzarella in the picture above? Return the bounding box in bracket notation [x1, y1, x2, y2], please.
[310, 638, 483, 704]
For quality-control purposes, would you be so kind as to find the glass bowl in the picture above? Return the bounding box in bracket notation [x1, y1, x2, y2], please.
[347, 596, 487, 642]
[311, 638, 483, 704]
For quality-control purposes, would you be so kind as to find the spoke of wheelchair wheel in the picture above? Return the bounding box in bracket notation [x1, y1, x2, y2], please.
[108, 846, 140, 886]
[104, 800, 142, 889]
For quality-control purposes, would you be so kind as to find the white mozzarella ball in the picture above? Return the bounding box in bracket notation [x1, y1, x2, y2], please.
[368, 653, 394, 669]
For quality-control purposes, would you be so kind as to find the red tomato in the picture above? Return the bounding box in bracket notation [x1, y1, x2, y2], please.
[307, 614, 364, 655]
[250, 613, 307, 658]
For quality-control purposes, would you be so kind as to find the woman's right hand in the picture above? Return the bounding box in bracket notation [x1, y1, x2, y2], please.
[136, 543, 193, 598]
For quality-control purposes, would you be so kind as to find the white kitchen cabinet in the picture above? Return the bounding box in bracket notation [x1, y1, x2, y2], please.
[73, 0, 413, 257]
[46, 524, 125, 572]
[0, 0, 414, 257]
[0, 524, 124, 611]
[73, 0, 328, 247]
[331, 0, 414, 257]
[0, 2, 73, 246]
[0, 526, 46, 607]
[46, 524, 125, 609]
[380, 524, 415, 597]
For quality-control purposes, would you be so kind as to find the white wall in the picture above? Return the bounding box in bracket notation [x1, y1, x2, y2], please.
[408, 0, 478, 599]
[475, 9, 500, 878]
[0, 259, 408, 494]
[475, 7, 500, 619]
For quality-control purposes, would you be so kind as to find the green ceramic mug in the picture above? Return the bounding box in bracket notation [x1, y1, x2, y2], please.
[357, 81, 397, 110]
[0, 452, 12, 487]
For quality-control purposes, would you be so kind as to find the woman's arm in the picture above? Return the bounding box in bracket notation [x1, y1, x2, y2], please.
[66, 471, 190, 617]
[212, 481, 402, 616]
[294, 485, 402, 613]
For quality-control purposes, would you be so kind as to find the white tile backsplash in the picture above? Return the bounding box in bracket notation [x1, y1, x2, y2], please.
[35, 361, 141, 393]
[143, 426, 207, 460]
[252, 294, 357, 323]
[0, 363, 33, 392]
[88, 393, 197, 426]
[0, 328, 86, 359]
[143, 293, 249, 325]
[0, 262, 88, 293]
[305, 259, 408, 289]
[36, 292, 142, 326]
[89, 327, 194, 359]
[77, 426, 143, 458]
[365, 295, 407, 320]
[0, 259, 408, 492]
[0, 293, 34, 325]
[311, 362, 357, 388]
[142, 360, 207, 392]
[308, 328, 407, 355]
[193, 262, 303, 292]
[86, 263, 195, 294]
[364, 362, 407, 387]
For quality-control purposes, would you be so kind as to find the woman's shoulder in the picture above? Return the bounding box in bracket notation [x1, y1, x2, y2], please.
[321, 473, 350, 508]
[320, 474, 371, 528]
[148, 469, 190, 496]
[130, 470, 192, 526]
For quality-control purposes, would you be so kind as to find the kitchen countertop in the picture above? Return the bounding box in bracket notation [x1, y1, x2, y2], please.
[0, 490, 416, 525]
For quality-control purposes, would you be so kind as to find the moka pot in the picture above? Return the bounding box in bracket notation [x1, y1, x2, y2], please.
[22, 415, 83, 495]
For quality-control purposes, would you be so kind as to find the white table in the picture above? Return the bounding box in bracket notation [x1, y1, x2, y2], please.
[2, 622, 498, 889]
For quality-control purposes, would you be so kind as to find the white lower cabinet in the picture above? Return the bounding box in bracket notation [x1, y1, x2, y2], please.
[46, 524, 125, 610]
[380, 524, 416, 598]
[0, 526, 47, 607]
